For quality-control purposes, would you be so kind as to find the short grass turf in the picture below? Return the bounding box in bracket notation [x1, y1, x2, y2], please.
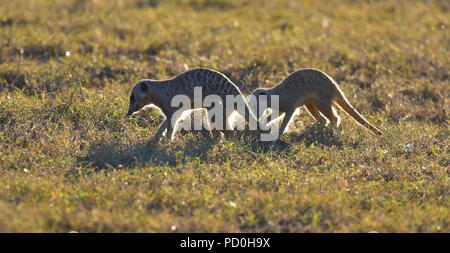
[0, 0, 448, 232]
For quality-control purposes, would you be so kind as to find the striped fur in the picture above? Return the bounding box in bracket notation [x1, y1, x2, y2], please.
[127, 68, 259, 141]
[252, 68, 382, 139]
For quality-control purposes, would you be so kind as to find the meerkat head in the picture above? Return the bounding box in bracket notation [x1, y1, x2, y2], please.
[251, 88, 271, 118]
[252, 88, 270, 98]
[127, 80, 152, 116]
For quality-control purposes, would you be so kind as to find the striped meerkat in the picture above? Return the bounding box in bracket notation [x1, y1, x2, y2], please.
[127, 68, 261, 141]
[252, 68, 382, 139]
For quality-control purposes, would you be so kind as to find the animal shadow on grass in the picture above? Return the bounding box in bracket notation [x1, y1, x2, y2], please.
[71, 124, 340, 180]
[76, 132, 219, 174]
[246, 123, 341, 157]
[285, 123, 343, 147]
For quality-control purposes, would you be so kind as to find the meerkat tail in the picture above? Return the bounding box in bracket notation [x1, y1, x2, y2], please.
[242, 100, 262, 130]
[244, 102, 259, 122]
[333, 93, 382, 135]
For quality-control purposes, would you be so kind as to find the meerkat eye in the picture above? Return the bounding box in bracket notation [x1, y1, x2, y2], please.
[140, 83, 148, 93]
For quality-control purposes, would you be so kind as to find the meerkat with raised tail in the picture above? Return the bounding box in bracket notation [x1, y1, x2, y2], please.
[252, 68, 382, 139]
[127, 68, 261, 141]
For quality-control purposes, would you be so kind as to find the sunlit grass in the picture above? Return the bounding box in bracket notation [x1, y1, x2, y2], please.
[0, 0, 448, 232]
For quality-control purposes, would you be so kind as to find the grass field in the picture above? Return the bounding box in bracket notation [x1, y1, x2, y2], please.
[0, 0, 448, 232]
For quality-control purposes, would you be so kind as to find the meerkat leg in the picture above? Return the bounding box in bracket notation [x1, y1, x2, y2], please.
[166, 119, 175, 140]
[153, 119, 168, 141]
[205, 109, 224, 138]
[187, 109, 212, 138]
[257, 108, 284, 137]
[202, 109, 215, 138]
[221, 109, 236, 138]
[317, 104, 340, 128]
[201, 109, 218, 138]
[258, 108, 284, 129]
[331, 106, 341, 127]
[304, 101, 328, 125]
[277, 110, 295, 139]
[160, 111, 175, 140]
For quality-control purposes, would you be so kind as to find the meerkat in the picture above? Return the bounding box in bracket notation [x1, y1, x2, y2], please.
[252, 68, 382, 139]
[127, 68, 261, 141]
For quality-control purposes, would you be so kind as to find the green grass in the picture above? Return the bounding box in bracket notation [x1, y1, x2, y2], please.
[0, 0, 448, 232]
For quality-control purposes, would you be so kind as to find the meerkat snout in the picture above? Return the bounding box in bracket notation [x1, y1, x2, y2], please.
[127, 82, 149, 116]
[251, 88, 270, 119]
[126, 93, 139, 116]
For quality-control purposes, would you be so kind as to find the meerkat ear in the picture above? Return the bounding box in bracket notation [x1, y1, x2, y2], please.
[140, 83, 148, 93]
